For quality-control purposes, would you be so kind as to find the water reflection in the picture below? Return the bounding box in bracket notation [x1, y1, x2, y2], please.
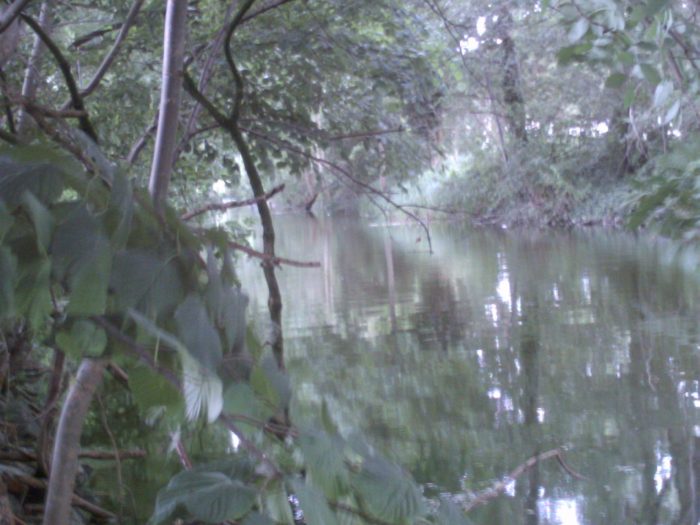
[240, 216, 700, 525]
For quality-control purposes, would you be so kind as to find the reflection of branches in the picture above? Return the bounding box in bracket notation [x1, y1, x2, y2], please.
[182, 183, 285, 221]
[241, 125, 434, 252]
[463, 447, 587, 512]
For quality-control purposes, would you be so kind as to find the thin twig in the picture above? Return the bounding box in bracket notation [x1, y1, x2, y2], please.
[325, 127, 404, 142]
[126, 111, 157, 165]
[70, 22, 122, 49]
[96, 393, 125, 516]
[182, 183, 285, 221]
[20, 13, 98, 142]
[77, 0, 145, 99]
[229, 240, 321, 268]
[240, 0, 297, 24]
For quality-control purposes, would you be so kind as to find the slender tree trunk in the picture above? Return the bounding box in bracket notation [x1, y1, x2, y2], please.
[16, 0, 53, 136]
[42, 358, 107, 525]
[149, 0, 187, 213]
[496, 8, 527, 145]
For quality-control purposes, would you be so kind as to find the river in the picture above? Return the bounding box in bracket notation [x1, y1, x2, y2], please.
[239, 215, 700, 525]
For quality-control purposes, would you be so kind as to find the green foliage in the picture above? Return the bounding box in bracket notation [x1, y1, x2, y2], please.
[628, 134, 700, 238]
[1, 145, 473, 525]
[150, 461, 257, 524]
[55, 320, 107, 358]
[352, 455, 426, 524]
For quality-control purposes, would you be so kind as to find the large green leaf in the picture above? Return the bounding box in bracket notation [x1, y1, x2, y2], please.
[567, 18, 589, 43]
[604, 72, 626, 89]
[51, 203, 104, 282]
[223, 382, 274, 422]
[111, 249, 185, 315]
[67, 237, 111, 315]
[640, 63, 661, 86]
[352, 455, 426, 524]
[175, 294, 222, 371]
[292, 479, 339, 525]
[56, 320, 108, 358]
[299, 429, 349, 500]
[263, 481, 295, 525]
[250, 356, 291, 412]
[15, 258, 52, 330]
[21, 192, 54, 253]
[129, 366, 182, 413]
[435, 499, 472, 525]
[242, 513, 275, 525]
[0, 148, 66, 208]
[150, 470, 256, 524]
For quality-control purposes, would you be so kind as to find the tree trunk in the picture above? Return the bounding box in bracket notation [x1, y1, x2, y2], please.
[496, 8, 527, 144]
[42, 358, 107, 525]
[148, 0, 188, 213]
[16, 0, 54, 136]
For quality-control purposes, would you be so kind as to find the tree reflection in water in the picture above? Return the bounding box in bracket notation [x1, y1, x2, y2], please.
[241, 216, 700, 524]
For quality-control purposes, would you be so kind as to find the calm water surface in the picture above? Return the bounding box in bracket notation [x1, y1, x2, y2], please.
[240, 215, 700, 525]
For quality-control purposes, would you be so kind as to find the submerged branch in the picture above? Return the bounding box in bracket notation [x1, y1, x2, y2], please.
[463, 447, 587, 512]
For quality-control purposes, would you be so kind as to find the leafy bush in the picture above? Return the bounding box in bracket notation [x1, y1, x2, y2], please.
[628, 135, 700, 239]
[0, 144, 470, 524]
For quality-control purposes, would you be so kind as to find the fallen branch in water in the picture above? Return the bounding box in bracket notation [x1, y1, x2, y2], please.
[229, 240, 321, 268]
[463, 447, 587, 512]
[181, 183, 285, 221]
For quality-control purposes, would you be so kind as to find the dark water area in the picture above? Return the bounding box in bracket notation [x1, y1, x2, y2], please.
[240, 215, 700, 525]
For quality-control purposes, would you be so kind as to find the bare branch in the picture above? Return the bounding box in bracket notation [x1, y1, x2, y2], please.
[325, 126, 404, 142]
[126, 111, 157, 165]
[21, 13, 98, 141]
[70, 22, 121, 49]
[229, 240, 321, 268]
[224, 0, 257, 122]
[240, 0, 297, 25]
[182, 183, 285, 221]
[78, 0, 145, 99]
[174, 0, 238, 166]
[0, 0, 32, 34]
